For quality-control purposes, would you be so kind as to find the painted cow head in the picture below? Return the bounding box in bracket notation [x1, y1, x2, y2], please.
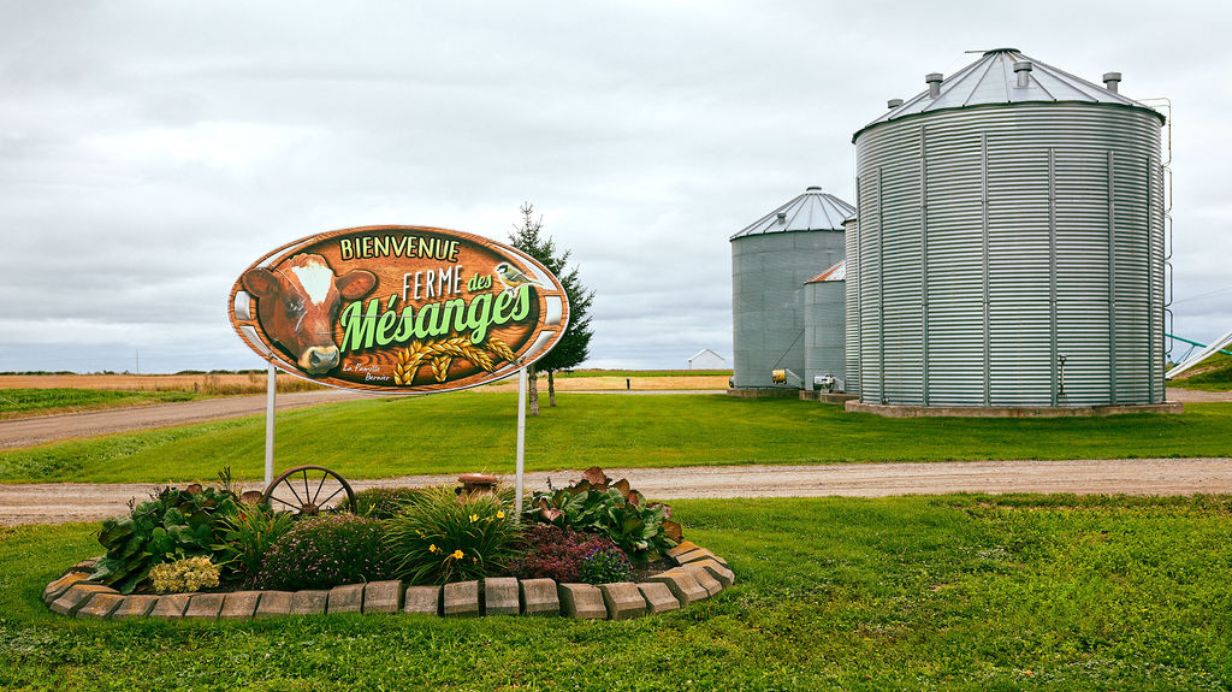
[242, 254, 377, 376]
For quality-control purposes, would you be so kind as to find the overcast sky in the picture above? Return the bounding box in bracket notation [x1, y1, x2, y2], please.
[1, 1, 1227, 373]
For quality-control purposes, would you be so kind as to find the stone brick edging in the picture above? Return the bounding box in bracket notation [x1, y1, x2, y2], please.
[44, 540, 733, 621]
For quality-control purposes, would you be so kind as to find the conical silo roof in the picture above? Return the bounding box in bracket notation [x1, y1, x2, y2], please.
[730, 186, 855, 240]
[805, 260, 846, 284]
[854, 48, 1166, 142]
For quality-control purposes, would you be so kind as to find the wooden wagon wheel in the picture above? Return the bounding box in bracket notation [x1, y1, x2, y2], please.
[261, 465, 356, 516]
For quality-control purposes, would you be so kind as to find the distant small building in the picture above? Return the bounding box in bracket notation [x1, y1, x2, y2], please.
[688, 349, 726, 370]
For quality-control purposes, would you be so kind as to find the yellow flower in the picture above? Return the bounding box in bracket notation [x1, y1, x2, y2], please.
[429, 544, 437, 553]
[469, 513, 479, 523]
[496, 510, 505, 519]
[451, 549, 464, 560]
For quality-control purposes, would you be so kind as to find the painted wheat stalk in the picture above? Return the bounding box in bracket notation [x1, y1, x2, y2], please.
[392, 335, 519, 385]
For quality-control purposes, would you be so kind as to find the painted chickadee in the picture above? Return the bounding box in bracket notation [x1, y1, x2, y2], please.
[494, 262, 546, 293]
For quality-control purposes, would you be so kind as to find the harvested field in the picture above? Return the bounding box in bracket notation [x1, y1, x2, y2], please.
[0, 373, 323, 395]
[482, 374, 728, 392]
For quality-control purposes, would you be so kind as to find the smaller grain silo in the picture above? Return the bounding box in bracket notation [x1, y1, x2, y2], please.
[730, 187, 854, 390]
[804, 260, 847, 390]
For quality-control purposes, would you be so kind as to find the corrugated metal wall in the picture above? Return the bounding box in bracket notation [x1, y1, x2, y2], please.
[853, 104, 1164, 406]
[843, 218, 861, 394]
[731, 231, 846, 388]
[804, 280, 847, 388]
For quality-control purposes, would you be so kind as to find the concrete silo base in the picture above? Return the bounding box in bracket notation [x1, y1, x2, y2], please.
[726, 388, 800, 399]
[845, 401, 1184, 418]
[799, 390, 859, 403]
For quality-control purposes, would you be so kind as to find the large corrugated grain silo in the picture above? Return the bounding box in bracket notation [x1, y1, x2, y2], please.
[848, 48, 1168, 411]
[731, 187, 854, 390]
[842, 214, 860, 395]
[804, 260, 847, 390]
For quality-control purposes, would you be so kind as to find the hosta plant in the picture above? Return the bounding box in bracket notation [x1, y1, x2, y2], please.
[525, 467, 682, 562]
[90, 482, 240, 594]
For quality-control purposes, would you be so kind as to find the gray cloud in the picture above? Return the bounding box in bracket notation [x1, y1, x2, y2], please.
[1, 0, 1227, 372]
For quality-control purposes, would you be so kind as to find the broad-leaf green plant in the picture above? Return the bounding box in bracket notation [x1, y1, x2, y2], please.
[90, 483, 240, 593]
[526, 467, 681, 562]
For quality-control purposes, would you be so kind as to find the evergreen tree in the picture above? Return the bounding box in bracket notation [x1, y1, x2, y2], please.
[508, 202, 594, 414]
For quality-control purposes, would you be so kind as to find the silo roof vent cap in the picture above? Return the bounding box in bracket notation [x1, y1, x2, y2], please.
[853, 49, 1164, 142]
[731, 187, 856, 239]
[1014, 61, 1033, 87]
[887, 98, 903, 108]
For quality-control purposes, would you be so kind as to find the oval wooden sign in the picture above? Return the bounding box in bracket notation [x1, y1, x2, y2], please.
[228, 225, 570, 394]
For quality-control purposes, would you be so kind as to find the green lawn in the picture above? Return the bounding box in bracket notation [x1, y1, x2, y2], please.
[0, 388, 197, 420]
[3, 394, 1232, 484]
[556, 369, 731, 378]
[1172, 352, 1232, 391]
[2, 495, 1229, 689]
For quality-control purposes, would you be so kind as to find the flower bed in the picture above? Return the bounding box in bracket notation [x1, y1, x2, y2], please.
[44, 467, 734, 621]
[43, 540, 733, 620]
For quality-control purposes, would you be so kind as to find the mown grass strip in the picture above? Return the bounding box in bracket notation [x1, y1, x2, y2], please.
[2, 495, 1229, 688]
[1, 394, 1231, 483]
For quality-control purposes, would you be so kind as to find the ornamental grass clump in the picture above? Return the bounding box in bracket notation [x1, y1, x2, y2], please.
[255, 514, 396, 591]
[384, 485, 522, 585]
[214, 504, 295, 587]
[342, 486, 425, 519]
[150, 556, 220, 593]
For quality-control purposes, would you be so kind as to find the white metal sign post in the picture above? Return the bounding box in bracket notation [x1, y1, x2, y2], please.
[514, 366, 528, 517]
[264, 362, 276, 487]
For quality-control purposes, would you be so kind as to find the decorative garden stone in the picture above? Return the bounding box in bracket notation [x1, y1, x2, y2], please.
[220, 591, 262, 619]
[519, 578, 559, 615]
[636, 582, 681, 613]
[483, 577, 520, 615]
[363, 581, 403, 614]
[76, 593, 125, 619]
[688, 557, 736, 587]
[404, 585, 440, 615]
[557, 583, 606, 619]
[254, 591, 294, 618]
[327, 584, 364, 614]
[645, 570, 708, 605]
[289, 590, 328, 615]
[677, 565, 724, 597]
[598, 582, 646, 620]
[110, 595, 159, 619]
[184, 593, 226, 619]
[51, 584, 115, 616]
[149, 594, 192, 619]
[443, 580, 480, 616]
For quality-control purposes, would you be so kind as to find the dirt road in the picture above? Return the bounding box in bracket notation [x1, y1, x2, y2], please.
[0, 390, 364, 450]
[4, 457, 1231, 526]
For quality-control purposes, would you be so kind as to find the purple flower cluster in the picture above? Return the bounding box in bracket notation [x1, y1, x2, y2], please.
[255, 514, 395, 590]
